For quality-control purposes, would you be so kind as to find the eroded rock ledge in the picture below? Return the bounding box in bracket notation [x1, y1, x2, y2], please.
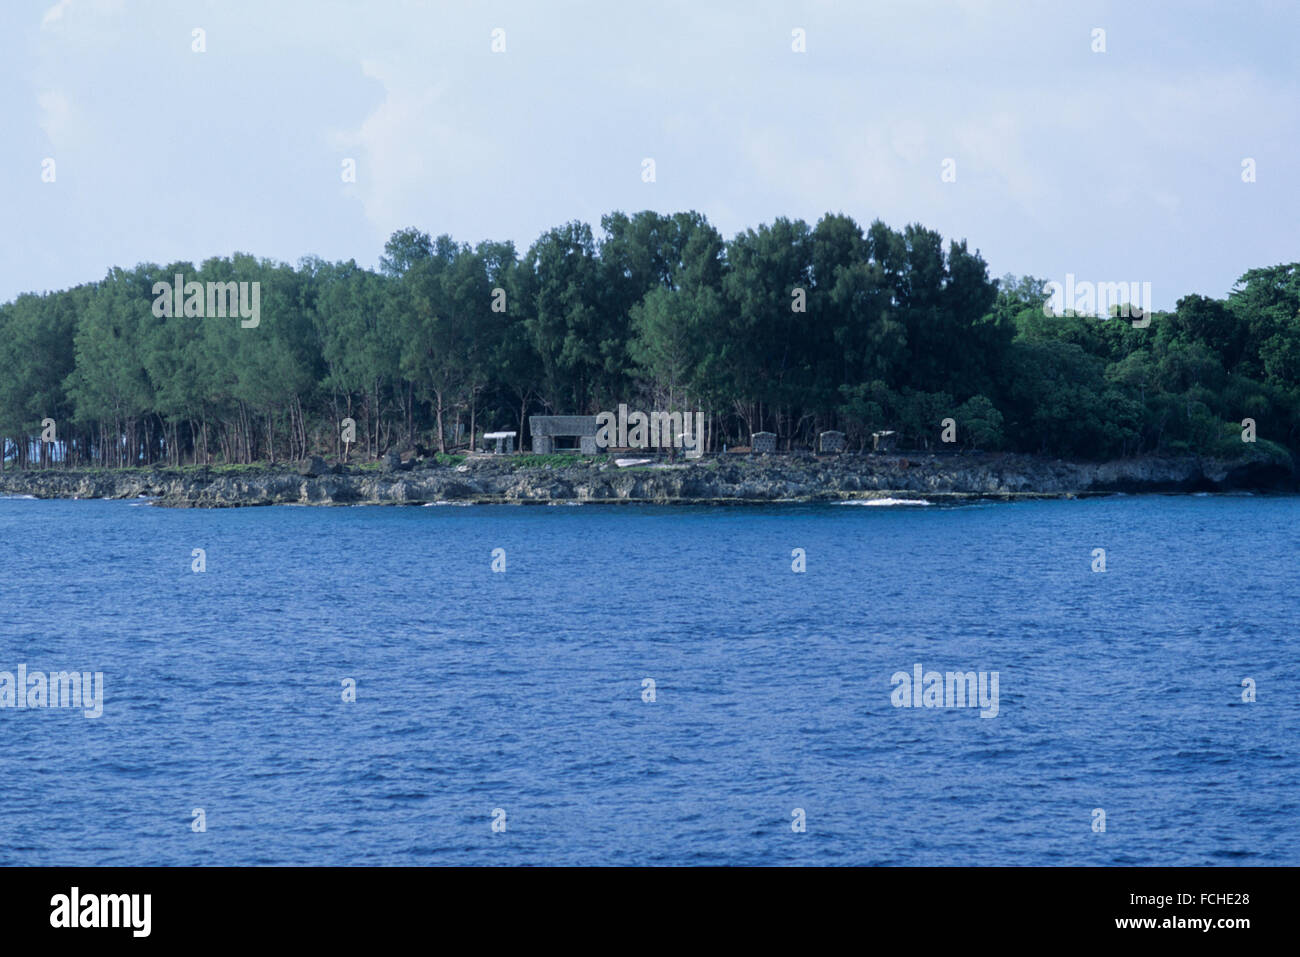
[1, 451, 1293, 508]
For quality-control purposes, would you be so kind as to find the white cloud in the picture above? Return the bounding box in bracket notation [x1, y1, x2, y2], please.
[36, 90, 72, 144]
[41, 0, 126, 31]
[41, 0, 73, 28]
[331, 59, 499, 235]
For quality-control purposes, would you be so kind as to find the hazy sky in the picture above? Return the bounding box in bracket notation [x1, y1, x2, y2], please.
[3, 0, 1297, 309]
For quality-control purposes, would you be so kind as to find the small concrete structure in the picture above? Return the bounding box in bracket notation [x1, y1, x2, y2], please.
[818, 430, 846, 454]
[483, 431, 516, 454]
[872, 430, 898, 452]
[751, 431, 777, 454]
[530, 416, 599, 455]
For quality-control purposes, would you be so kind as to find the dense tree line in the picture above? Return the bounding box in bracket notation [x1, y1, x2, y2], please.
[1, 210, 1297, 468]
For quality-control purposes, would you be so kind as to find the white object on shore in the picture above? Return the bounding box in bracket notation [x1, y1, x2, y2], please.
[837, 497, 933, 506]
[615, 458, 653, 468]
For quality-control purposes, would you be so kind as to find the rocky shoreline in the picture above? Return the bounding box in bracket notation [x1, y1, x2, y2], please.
[0, 450, 1294, 508]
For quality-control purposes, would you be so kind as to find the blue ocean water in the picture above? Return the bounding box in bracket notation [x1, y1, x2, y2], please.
[0, 494, 1296, 866]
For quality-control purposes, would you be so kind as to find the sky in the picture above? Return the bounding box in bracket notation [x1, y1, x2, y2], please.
[2, 0, 1297, 310]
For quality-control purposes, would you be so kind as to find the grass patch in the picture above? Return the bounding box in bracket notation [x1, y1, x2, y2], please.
[177, 463, 269, 475]
[506, 454, 591, 468]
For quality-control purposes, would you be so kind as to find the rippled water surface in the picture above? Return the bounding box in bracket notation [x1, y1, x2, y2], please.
[0, 495, 1296, 865]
